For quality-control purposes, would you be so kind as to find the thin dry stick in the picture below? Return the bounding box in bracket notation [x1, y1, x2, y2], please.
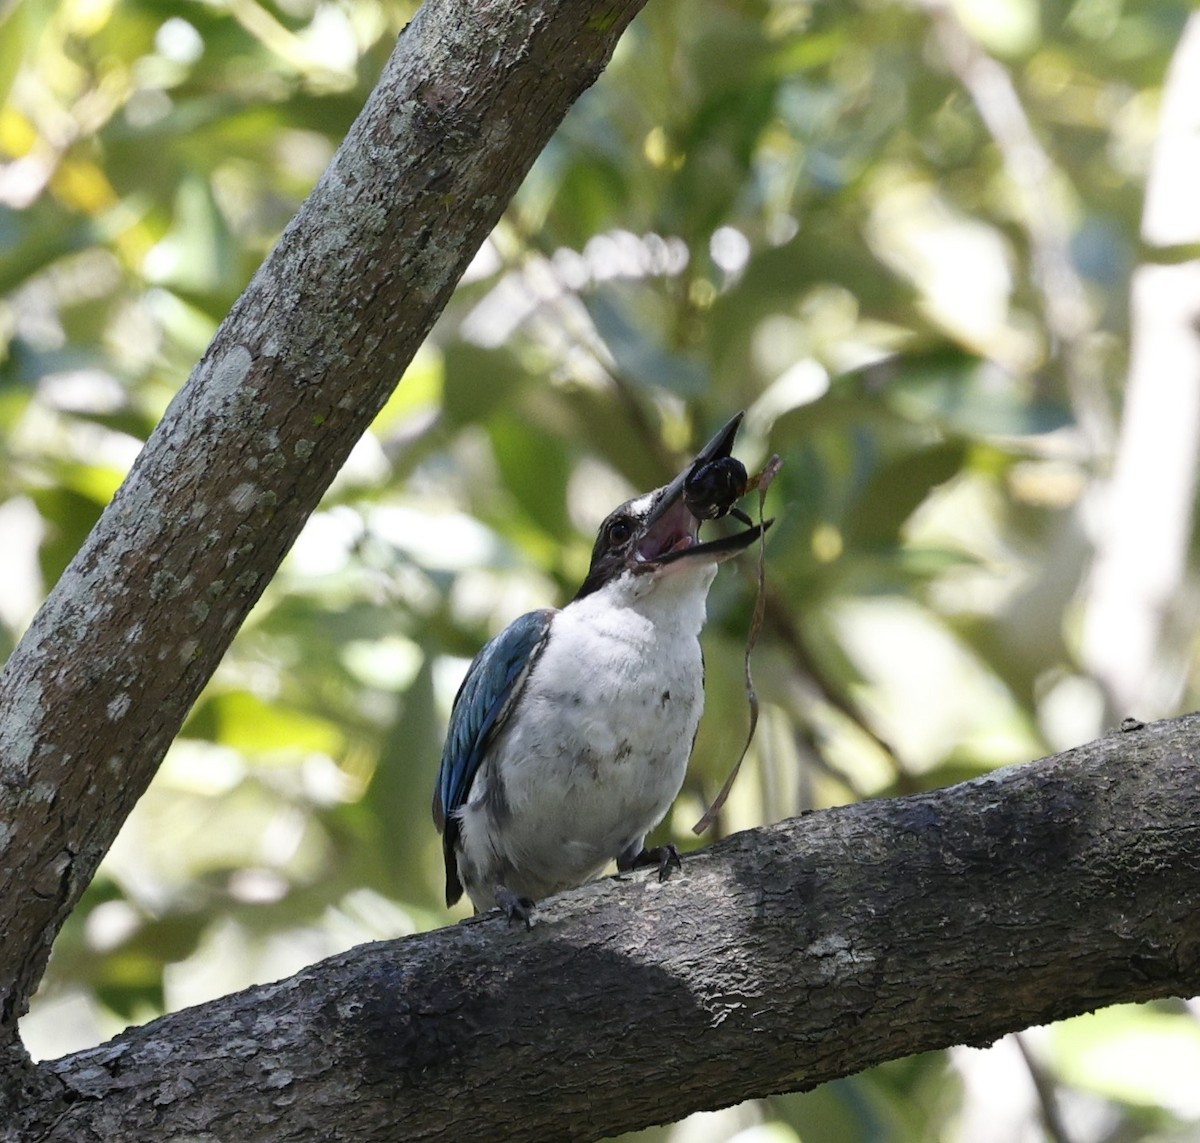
[694, 454, 782, 834]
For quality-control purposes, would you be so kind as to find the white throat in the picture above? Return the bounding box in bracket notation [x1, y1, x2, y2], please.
[567, 560, 718, 637]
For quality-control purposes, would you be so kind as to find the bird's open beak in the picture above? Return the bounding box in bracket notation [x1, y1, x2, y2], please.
[635, 412, 771, 571]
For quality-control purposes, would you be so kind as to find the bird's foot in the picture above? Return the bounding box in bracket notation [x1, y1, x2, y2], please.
[495, 885, 536, 929]
[617, 844, 682, 883]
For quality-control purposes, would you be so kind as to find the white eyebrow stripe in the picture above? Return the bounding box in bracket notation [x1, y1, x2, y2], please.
[625, 492, 656, 517]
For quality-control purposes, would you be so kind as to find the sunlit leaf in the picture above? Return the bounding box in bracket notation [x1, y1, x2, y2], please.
[185, 691, 344, 757]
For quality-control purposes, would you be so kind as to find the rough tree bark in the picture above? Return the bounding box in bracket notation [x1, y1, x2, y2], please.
[2, 0, 1198, 1138]
[6, 714, 1200, 1140]
[0, 0, 648, 1116]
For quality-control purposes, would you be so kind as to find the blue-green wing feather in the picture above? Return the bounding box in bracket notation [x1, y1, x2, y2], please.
[433, 609, 554, 904]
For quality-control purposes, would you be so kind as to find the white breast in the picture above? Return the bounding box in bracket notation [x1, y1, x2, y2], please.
[455, 562, 716, 907]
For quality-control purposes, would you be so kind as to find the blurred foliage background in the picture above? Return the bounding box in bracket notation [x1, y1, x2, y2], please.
[3, 0, 1200, 1138]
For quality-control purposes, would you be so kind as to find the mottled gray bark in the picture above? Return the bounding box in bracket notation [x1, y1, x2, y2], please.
[3, 0, 1198, 1136]
[0, 0, 646, 1115]
[7, 713, 1200, 1141]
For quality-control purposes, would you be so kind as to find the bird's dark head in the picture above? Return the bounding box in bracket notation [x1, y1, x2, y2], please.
[574, 412, 770, 601]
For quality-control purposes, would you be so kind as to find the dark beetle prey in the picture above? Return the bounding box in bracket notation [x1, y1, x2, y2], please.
[683, 454, 750, 520]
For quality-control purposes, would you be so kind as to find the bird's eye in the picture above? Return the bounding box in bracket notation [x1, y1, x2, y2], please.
[607, 518, 633, 545]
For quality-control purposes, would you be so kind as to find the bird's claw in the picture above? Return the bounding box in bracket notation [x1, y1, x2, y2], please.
[652, 844, 682, 882]
[495, 885, 536, 929]
[618, 844, 682, 882]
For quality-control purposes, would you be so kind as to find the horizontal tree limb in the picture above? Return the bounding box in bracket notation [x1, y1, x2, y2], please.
[15, 713, 1200, 1141]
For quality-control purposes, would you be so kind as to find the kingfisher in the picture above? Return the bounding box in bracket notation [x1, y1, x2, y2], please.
[433, 413, 769, 924]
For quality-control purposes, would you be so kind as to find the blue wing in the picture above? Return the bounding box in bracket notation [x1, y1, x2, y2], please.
[433, 608, 554, 905]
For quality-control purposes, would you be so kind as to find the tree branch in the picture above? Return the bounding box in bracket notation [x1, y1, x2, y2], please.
[12, 713, 1200, 1141]
[0, 0, 648, 1059]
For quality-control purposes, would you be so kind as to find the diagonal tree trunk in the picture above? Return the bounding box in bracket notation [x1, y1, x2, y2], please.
[0, 0, 648, 1113]
[8, 714, 1200, 1140]
[3, 0, 1199, 1138]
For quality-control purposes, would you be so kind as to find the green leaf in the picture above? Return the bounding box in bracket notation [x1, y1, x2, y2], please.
[872, 351, 1074, 438]
[844, 441, 967, 547]
[184, 691, 344, 757]
[587, 286, 707, 397]
[30, 486, 106, 586]
[489, 413, 572, 537]
[0, 0, 27, 113]
[441, 342, 529, 426]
